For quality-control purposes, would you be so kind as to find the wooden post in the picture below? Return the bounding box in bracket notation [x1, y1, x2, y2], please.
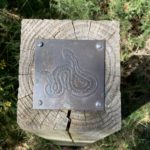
[17, 19, 121, 146]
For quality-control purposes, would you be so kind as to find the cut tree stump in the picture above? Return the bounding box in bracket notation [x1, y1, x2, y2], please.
[17, 19, 121, 146]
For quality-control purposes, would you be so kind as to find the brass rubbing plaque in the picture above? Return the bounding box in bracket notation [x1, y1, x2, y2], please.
[33, 39, 105, 110]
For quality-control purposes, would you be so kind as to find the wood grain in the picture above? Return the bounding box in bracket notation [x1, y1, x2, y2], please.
[17, 19, 121, 145]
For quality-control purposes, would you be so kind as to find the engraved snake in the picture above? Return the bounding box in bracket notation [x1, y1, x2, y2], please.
[45, 49, 97, 97]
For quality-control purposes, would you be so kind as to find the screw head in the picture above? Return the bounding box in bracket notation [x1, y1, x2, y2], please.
[95, 101, 101, 107]
[96, 43, 102, 49]
[38, 100, 43, 105]
[37, 41, 44, 47]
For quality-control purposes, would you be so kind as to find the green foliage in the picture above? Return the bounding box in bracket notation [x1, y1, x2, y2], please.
[31, 137, 62, 150]
[0, 0, 150, 149]
[0, 9, 22, 149]
[53, 0, 100, 19]
[0, 0, 8, 8]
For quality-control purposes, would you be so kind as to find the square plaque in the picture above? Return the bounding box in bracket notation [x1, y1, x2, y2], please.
[33, 39, 105, 110]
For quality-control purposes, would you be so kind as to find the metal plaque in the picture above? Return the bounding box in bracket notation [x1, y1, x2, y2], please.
[33, 39, 105, 111]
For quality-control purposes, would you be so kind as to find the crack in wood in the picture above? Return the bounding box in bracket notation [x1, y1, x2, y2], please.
[107, 31, 116, 40]
[66, 110, 75, 144]
[72, 21, 78, 40]
[88, 21, 92, 39]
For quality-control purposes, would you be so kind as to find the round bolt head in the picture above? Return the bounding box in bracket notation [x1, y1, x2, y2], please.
[95, 101, 101, 107]
[38, 100, 43, 105]
[37, 41, 44, 47]
[96, 43, 102, 49]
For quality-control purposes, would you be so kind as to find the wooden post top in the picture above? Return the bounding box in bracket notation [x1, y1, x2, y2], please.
[17, 19, 121, 146]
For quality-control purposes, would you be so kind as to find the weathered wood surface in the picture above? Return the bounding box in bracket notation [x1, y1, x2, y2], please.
[17, 19, 121, 146]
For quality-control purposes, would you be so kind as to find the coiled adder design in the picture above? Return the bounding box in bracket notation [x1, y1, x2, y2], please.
[45, 49, 98, 97]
